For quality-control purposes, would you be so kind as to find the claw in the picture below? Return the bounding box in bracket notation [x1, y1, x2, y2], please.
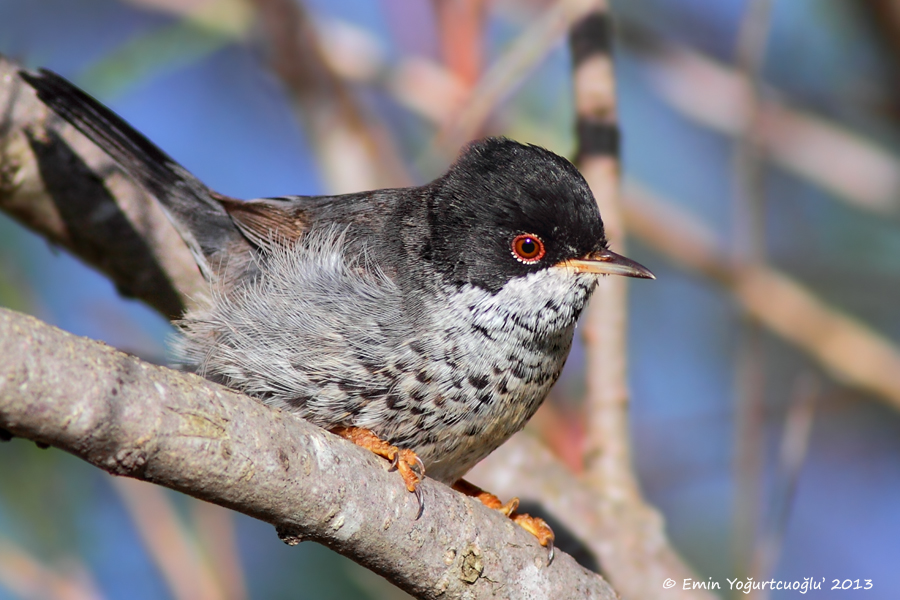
[413, 485, 425, 520]
[331, 427, 426, 519]
[499, 497, 519, 517]
[453, 479, 555, 562]
[412, 454, 426, 480]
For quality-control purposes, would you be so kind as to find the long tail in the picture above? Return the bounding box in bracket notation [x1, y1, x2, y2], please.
[20, 68, 243, 280]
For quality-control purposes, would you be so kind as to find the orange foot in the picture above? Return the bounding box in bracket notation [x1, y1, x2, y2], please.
[332, 426, 426, 518]
[453, 479, 555, 562]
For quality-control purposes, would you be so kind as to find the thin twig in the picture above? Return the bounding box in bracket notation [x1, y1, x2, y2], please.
[431, 0, 487, 88]
[750, 375, 818, 600]
[191, 502, 248, 600]
[250, 0, 410, 191]
[570, 5, 713, 599]
[433, 0, 599, 158]
[111, 479, 224, 600]
[731, 0, 775, 581]
[470, 433, 718, 600]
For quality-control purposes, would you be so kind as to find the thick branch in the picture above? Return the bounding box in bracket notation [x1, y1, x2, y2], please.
[0, 307, 616, 599]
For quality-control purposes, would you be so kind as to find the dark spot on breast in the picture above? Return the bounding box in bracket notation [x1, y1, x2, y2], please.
[409, 340, 427, 355]
[337, 380, 359, 392]
[467, 374, 490, 389]
[536, 371, 554, 385]
[287, 393, 312, 407]
[353, 354, 383, 375]
[442, 411, 463, 425]
[512, 362, 529, 380]
[451, 374, 464, 389]
[361, 387, 390, 400]
[471, 323, 495, 340]
[497, 377, 509, 395]
[416, 370, 432, 383]
[393, 358, 412, 373]
[385, 393, 403, 409]
[476, 389, 493, 405]
[464, 422, 483, 436]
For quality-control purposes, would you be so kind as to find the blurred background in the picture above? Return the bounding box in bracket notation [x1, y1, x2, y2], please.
[2, 0, 900, 598]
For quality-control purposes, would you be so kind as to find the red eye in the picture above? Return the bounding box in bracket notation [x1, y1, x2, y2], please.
[511, 233, 546, 264]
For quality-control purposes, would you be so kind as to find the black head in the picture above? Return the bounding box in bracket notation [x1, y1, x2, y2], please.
[424, 137, 607, 292]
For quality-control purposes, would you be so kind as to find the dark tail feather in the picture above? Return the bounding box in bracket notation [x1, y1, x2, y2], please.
[20, 68, 242, 280]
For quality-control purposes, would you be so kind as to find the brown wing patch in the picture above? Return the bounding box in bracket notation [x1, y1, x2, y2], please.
[218, 195, 310, 247]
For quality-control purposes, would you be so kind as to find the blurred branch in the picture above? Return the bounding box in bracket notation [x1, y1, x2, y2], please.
[79, 0, 254, 97]
[731, 0, 774, 581]
[570, 5, 713, 599]
[111, 479, 225, 600]
[470, 433, 714, 600]
[621, 24, 900, 216]
[434, 0, 598, 157]
[432, 0, 487, 88]
[751, 375, 818, 600]
[191, 502, 248, 600]
[624, 182, 900, 411]
[859, 0, 900, 88]
[0, 537, 104, 600]
[0, 308, 617, 600]
[0, 55, 205, 319]
[250, 0, 410, 192]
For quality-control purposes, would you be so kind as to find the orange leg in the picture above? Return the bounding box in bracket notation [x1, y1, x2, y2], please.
[332, 426, 425, 517]
[453, 479, 555, 561]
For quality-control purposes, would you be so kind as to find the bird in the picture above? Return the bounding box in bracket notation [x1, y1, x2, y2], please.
[22, 68, 654, 558]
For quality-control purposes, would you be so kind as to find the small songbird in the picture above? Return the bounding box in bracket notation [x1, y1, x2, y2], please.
[22, 68, 653, 557]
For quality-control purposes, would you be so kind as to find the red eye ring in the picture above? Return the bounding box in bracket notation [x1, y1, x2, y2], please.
[511, 233, 546, 264]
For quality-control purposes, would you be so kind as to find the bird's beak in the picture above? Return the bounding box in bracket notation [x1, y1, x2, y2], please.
[555, 248, 655, 279]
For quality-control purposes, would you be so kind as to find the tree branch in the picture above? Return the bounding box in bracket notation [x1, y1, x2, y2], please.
[250, 0, 411, 192]
[620, 22, 900, 217]
[624, 182, 900, 412]
[0, 307, 616, 599]
[568, 5, 716, 599]
[0, 56, 206, 319]
[470, 434, 711, 600]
